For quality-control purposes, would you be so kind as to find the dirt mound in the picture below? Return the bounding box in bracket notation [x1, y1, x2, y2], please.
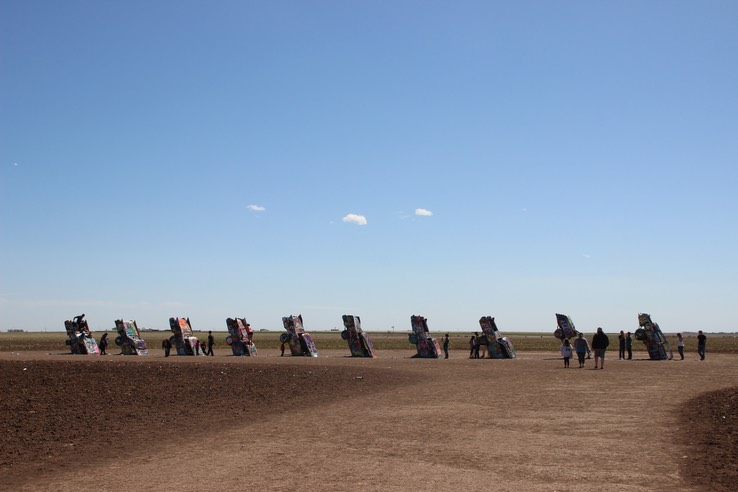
[0, 359, 410, 489]
[679, 386, 738, 491]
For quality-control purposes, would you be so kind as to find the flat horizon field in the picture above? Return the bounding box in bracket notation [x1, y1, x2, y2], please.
[2, 330, 737, 354]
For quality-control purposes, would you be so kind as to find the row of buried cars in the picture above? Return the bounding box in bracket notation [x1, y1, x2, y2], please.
[63, 311, 673, 360]
[553, 312, 674, 360]
[408, 315, 517, 359]
[63, 313, 359, 358]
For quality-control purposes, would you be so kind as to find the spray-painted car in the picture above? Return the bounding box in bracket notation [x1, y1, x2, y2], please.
[280, 315, 318, 357]
[636, 313, 673, 360]
[341, 315, 376, 358]
[554, 313, 580, 340]
[408, 315, 443, 358]
[64, 314, 100, 355]
[478, 316, 516, 359]
[168, 317, 202, 356]
[554, 313, 591, 358]
[114, 319, 149, 355]
[225, 317, 257, 356]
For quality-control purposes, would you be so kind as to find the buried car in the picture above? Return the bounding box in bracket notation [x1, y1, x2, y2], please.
[114, 319, 149, 355]
[168, 317, 202, 356]
[636, 313, 673, 360]
[554, 313, 591, 358]
[64, 314, 100, 355]
[341, 315, 376, 358]
[281, 314, 318, 357]
[478, 316, 516, 359]
[225, 317, 257, 356]
[554, 313, 580, 341]
[408, 315, 443, 358]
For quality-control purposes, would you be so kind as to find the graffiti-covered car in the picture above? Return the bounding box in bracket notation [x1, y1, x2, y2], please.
[281, 315, 318, 357]
[554, 314, 591, 358]
[554, 313, 579, 340]
[636, 313, 673, 360]
[478, 316, 516, 359]
[168, 317, 202, 356]
[64, 314, 100, 355]
[408, 315, 443, 358]
[225, 317, 257, 356]
[114, 319, 149, 355]
[341, 315, 376, 358]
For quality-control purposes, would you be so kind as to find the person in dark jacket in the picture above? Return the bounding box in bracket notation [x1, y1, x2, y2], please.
[697, 330, 707, 360]
[591, 327, 610, 370]
[206, 331, 215, 356]
[625, 332, 633, 360]
[162, 337, 172, 357]
[99, 333, 109, 355]
[442, 334, 449, 359]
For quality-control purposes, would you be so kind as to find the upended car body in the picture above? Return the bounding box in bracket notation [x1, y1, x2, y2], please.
[114, 319, 149, 355]
[341, 315, 376, 358]
[554, 313, 591, 358]
[408, 315, 443, 358]
[478, 316, 516, 359]
[636, 313, 673, 360]
[225, 317, 257, 356]
[64, 314, 100, 355]
[281, 314, 318, 357]
[169, 317, 202, 356]
[554, 313, 579, 341]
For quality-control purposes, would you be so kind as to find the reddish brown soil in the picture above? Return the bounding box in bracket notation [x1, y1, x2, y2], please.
[1, 350, 736, 491]
[679, 387, 738, 492]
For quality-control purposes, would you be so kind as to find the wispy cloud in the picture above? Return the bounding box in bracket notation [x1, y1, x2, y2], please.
[582, 254, 591, 259]
[342, 213, 367, 225]
[415, 208, 433, 217]
[247, 204, 266, 212]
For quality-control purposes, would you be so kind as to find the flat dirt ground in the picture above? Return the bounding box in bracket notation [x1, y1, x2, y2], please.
[1, 349, 736, 491]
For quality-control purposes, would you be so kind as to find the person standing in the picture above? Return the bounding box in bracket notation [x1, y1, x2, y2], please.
[591, 327, 609, 370]
[697, 331, 706, 360]
[618, 331, 626, 360]
[677, 333, 685, 360]
[206, 331, 215, 356]
[442, 334, 449, 359]
[574, 333, 588, 368]
[469, 335, 476, 359]
[162, 337, 172, 357]
[473, 333, 481, 359]
[561, 339, 573, 368]
[99, 333, 109, 355]
[625, 332, 633, 360]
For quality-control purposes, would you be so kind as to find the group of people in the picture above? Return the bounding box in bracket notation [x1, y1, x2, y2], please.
[559, 330, 606, 369]
[468, 333, 488, 359]
[560, 328, 708, 368]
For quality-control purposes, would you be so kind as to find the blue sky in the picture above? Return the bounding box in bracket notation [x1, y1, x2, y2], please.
[1, 1, 736, 333]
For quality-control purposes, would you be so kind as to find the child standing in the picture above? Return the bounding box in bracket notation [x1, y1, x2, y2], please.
[561, 339, 573, 368]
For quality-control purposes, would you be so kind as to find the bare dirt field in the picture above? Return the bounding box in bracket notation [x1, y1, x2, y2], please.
[1, 348, 736, 491]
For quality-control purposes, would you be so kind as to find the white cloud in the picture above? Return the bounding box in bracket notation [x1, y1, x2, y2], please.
[342, 213, 367, 225]
[415, 208, 433, 216]
[247, 204, 266, 212]
[582, 254, 591, 259]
